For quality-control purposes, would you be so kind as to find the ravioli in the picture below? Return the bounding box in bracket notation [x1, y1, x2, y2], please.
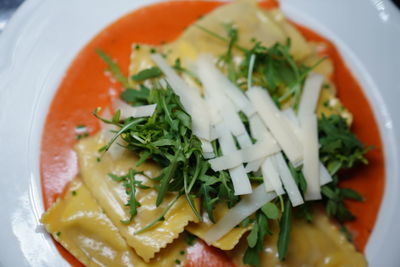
[128, 0, 351, 124]
[229, 210, 366, 267]
[75, 133, 199, 262]
[41, 178, 138, 267]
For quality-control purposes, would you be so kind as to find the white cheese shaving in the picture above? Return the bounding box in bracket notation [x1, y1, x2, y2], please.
[204, 184, 277, 244]
[261, 157, 284, 195]
[112, 98, 156, 119]
[236, 131, 253, 149]
[245, 158, 264, 173]
[215, 123, 252, 195]
[301, 114, 321, 200]
[197, 55, 255, 117]
[281, 107, 332, 187]
[200, 139, 215, 159]
[247, 54, 256, 90]
[273, 153, 304, 206]
[298, 72, 324, 120]
[151, 54, 211, 140]
[246, 87, 303, 167]
[208, 139, 280, 171]
[229, 165, 253, 196]
[195, 56, 246, 136]
[319, 162, 333, 185]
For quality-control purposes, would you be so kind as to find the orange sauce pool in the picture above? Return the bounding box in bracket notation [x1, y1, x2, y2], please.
[40, 1, 384, 266]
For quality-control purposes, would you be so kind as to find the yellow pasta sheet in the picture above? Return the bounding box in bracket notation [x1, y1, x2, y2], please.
[41, 178, 138, 267]
[229, 210, 366, 267]
[75, 133, 198, 262]
[42, 177, 190, 267]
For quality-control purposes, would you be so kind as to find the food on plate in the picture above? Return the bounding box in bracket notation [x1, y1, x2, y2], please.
[41, 0, 379, 266]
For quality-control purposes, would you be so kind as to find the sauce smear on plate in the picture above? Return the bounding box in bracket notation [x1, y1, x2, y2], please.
[40, 1, 384, 266]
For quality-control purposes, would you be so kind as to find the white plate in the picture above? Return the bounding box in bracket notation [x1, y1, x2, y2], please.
[0, 0, 399, 266]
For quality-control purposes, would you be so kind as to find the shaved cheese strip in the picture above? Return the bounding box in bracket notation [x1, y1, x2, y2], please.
[197, 55, 255, 117]
[210, 126, 218, 141]
[200, 139, 215, 159]
[204, 185, 277, 244]
[298, 72, 324, 119]
[229, 165, 253, 196]
[247, 54, 256, 91]
[301, 114, 321, 200]
[200, 139, 214, 153]
[249, 113, 275, 142]
[281, 108, 300, 128]
[195, 57, 246, 136]
[151, 54, 211, 140]
[281, 108, 332, 186]
[241, 140, 280, 162]
[246, 87, 303, 167]
[319, 162, 333, 185]
[208, 140, 280, 171]
[273, 153, 304, 206]
[236, 131, 253, 149]
[216, 124, 252, 195]
[261, 157, 284, 195]
[245, 158, 264, 173]
[209, 152, 243, 171]
[204, 95, 223, 126]
[112, 98, 156, 119]
[246, 114, 279, 173]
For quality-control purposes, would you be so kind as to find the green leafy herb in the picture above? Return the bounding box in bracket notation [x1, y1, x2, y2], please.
[131, 66, 162, 81]
[261, 202, 280, 220]
[96, 49, 129, 88]
[319, 114, 369, 173]
[243, 211, 272, 267]
[109, 169, 150, 224]
[318, 114, 368, 222]
[96, 70, 237, 226]
[277, 198, 292, 261]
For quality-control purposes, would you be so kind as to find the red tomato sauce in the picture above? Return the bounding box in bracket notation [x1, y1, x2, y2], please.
[40, 0, 384, 266]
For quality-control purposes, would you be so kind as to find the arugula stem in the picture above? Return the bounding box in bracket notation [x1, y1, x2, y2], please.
[277, 198, 292, 261]
[101, 118, 146, 153]
[156, 153, 179, 206]
[194, 24, 247, 53]
[134, 193, 182, 234]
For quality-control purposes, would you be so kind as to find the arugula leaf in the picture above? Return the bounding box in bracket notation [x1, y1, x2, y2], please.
[131, 67, 162, 81]
[121, 86, 150, 105]
[318, 115, 368, 223]
[243, 211, 272, 267]
[277, 198, 292, 261]
[96, 49, 130, 88]
[108, 169, 150, 223]
[261, 202, 280, 220]
[319, 114, 369, 171]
